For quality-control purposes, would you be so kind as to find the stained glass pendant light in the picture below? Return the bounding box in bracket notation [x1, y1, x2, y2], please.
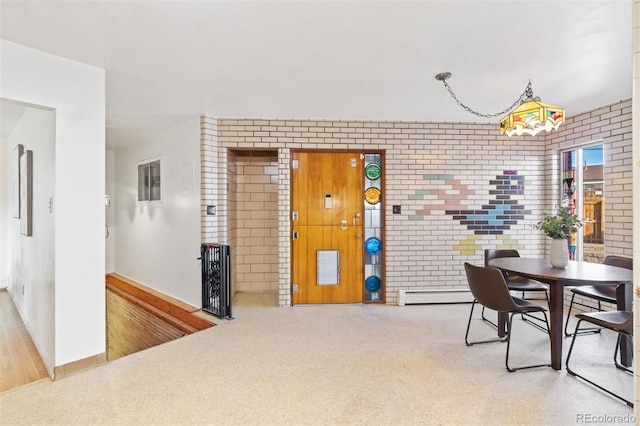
[498, 86, 564, 137]
[436, 72, 564, 137]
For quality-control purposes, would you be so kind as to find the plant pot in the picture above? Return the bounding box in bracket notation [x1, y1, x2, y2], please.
[549, 238, 569, 268]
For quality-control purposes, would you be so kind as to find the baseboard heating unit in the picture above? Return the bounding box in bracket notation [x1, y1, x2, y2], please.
[397, 289, 474, 306]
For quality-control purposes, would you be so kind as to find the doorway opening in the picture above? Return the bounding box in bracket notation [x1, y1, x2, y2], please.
[228, 150, 279, 303]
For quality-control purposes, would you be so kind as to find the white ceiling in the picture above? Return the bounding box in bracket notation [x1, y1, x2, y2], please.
[0, 1, 633, 147]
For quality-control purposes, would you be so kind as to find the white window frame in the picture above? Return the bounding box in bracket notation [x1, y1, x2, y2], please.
[559, 141, 604, 262]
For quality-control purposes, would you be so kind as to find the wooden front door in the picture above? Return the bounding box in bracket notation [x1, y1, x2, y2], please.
[291, 152, 364, 304]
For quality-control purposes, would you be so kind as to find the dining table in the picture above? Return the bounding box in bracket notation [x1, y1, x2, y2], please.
[488, 257, 633, 371]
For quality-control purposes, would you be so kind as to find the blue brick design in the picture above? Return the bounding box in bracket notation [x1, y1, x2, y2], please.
[446, 171, 531, 235]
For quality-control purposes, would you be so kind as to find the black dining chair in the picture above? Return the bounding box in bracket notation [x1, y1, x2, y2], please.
[565, 309, 634, 407]
[464, 262, 551, 372]
[484, 249, 549, 332]
[563, 255, 633, 337]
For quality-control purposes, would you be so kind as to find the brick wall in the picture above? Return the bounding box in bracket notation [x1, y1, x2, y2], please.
[277, 148, 292, 306]
[545, 99, 633, 310]
[227, 150, 238, 295]
[233, 151, 279, 292]
[207, 118, 546, 305]
[544, 99, 633, 258]
[201, 99, 632, 307]
[201, 117, 219, 243]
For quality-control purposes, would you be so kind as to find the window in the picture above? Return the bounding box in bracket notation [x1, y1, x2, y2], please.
[560, 144, 603, 263]
[138, 159, 161, 201]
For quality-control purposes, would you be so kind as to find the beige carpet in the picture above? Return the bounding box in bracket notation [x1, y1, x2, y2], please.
[0, 292, 634, 425]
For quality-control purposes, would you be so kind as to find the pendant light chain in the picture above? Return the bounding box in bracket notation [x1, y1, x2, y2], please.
[438, 77, 533, 118]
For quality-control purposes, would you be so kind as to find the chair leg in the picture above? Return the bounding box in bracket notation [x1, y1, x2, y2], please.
[505, 311, 551, 372]
[564, 294, 603, 337]
[465, 300, 476, 346]
[480, 306, 498, 329]
[566, 320, 634, 407]
[465, 300, 506, 346]
[563, 292, 576, 336]
[518, 292, 526, 321]
[520, 290, 550, 334]
[614, 333, 634, 374]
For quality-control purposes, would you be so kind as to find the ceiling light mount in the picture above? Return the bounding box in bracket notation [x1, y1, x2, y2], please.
[435, 72, 452, 81]
[435, 72, 564, 137]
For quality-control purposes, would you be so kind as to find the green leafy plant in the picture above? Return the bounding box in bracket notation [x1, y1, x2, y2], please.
[534, 208, 583, 240]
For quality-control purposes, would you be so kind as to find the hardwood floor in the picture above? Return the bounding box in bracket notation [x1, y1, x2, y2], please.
[1, 280, 212, 393]
[0, 289, 50, 394]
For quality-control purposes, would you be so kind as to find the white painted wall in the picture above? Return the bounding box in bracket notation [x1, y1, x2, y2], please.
[1, 104, 56, 373]
[632, 0, 639, 410]
[0, 40, 105, 368]
[114, 117, 201, 306]
[0, 138, 7, 291]
[0, 100, 27, 290]
[106, 150, 115, 273]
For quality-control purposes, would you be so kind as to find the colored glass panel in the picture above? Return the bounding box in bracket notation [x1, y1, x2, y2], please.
[365, 163, 381, 180]
[364, 187, 381, 204]
[365, 237, 381, 254]
[365, 276, 381, 292]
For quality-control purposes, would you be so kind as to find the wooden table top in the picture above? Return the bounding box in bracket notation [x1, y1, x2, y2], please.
[488, 257, 633, 285]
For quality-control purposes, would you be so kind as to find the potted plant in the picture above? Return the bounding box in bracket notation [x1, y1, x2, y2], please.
[534, 208, 582, 268]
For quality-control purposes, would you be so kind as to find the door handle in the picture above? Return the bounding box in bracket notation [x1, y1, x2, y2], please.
[352, 212, 361, 226]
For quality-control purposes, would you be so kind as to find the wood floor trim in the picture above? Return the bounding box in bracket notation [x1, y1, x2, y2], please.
[105, 273, 215, 333]
[54, 353, 107, 380]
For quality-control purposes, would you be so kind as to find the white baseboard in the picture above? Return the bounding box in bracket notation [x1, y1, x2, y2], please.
[397, 289, 473, 306]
